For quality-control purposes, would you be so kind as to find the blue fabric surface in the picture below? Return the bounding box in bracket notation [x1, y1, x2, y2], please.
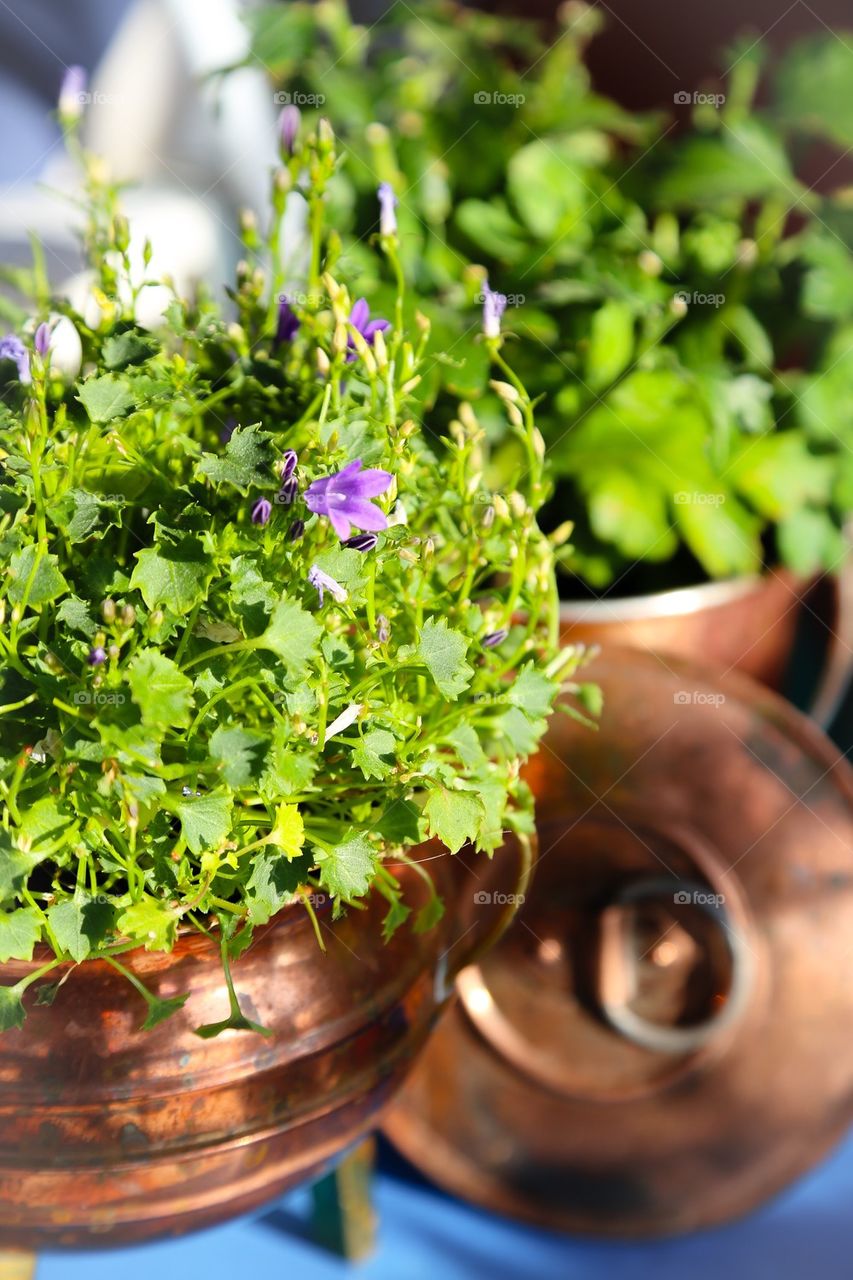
[34, 1127, 853, 1280]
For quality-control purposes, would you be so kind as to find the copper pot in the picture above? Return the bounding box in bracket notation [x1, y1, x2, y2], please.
[0, 837, 530, 1249]
[559, 568, 813, 690]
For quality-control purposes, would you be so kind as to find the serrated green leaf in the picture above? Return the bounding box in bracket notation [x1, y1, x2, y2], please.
[418, 617, 473, 699]
[47, 898, 113, 963]
[257, 598, 322, 671]
[423, 788, 484, 854]
[352, 729, 396, 780]
[197, 424, 274, 492]
[130, 544, 212, 614]
[0, 907, 41, 962]
[209, 725, 268, 788]
[117, 898, 178, 951]
[315, 833, 378, 900]
[175, 791, 233, 854]
[102, 331, 157, 370]
[7, 546, 68, 607]
[77, 373, 135, 423]
[0, 985, 25, 1032]
[246, 850, 310, 925]
[127, 650, 194, 728]
[509, 666, 559, 720]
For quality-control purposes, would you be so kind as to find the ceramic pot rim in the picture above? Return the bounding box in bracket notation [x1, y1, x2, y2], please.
[558, 571, 780, 624]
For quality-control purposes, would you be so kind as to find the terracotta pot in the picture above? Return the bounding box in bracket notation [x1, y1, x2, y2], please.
[559, 568, 815, 690]
[0, 836, 530, 1249]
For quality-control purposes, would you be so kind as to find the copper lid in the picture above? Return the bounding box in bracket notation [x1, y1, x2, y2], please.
[383, 648, 853, 1236]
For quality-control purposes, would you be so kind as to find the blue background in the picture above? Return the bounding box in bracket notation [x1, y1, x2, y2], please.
[33, 1130, 853, 1280]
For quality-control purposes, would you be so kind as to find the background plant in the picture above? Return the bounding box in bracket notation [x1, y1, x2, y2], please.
[240, 0, 852, 589]
[0, 103, 583, 1035]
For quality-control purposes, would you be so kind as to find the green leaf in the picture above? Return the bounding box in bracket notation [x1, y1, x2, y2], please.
[507, 138, 589, 241]
[127, 650, 194, 728]
[0, 907, 41, 962]
[257, 598, 322, 671]
[175, 791, 233, 855]
[776, 32, 853, 150]
[674, 492, 763, 578]
[0, 833, 41, 903]
[423, 788, 485, 854]
[197, 425, 274, 492]
[777, 508, 846, 576]
[77, 373, 135, 423]
[6, 546, 68, 607]
[376, 799, 422, 846]
[352, 729, 397, 780]
[102, 331, 157, 370]
[117, 898, 178, 951]
[141, 993, 190, 1031]
[585, 299, 635, 390]
[52, 489, 103, 542]
[56, 595, 96, 636]
[588, 472, 676, 561]
[315, 833, 378, 900]
[655, 121, 799, 208]
[130, 544, 212, 614]
[454, 198, 530, 264]
[728, 433, 834, 520]
[0, 985, 25, 1032]
[418, 617, 473, 699]
[246, 850, 310, 925]
[47, 898, 113, 963]
[509, 666, 560, 720]
[209, 725, 268, 788]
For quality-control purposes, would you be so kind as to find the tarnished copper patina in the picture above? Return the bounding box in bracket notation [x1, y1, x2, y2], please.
[0, 836, 530, 1249]
[384, 648, 853, 1236]
[559, 569, 818, 690]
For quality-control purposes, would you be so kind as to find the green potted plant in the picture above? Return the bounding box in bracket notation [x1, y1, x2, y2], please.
[0, 85, 584, 1246]
[241, 0, 851, 685]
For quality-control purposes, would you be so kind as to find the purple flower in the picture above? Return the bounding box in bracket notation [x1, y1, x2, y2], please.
[342, 532, 378, 552]
[347, 298, 390, 363]
[59, 65, 87, 119]
[308, 564, 348, 605]
[251, 497, 272, 526]
[275, 296, 299, 345]
[0, 335, 30, 383]
[377, 182, 398, 236]
[34, 323, 51, 357]
[305, 459, 393, 540]
[277, 474, 298, 506]
[483, 628, 509, 649]
[281, 449, 298, 479]
[377, 614, 390, 644]
[482, 283, 507, 339]
[278, 104, 301, 157]
[87, 646, 106, 666]
[289, 518, 305, 542]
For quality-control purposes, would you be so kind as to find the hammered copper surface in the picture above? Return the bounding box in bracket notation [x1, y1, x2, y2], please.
[558, 569, 811, 689]
[0, 837, 529, 1249]
[383, 648, 853, 1237]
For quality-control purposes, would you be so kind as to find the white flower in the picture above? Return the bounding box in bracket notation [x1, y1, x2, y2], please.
[325, 704, 364, 740]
